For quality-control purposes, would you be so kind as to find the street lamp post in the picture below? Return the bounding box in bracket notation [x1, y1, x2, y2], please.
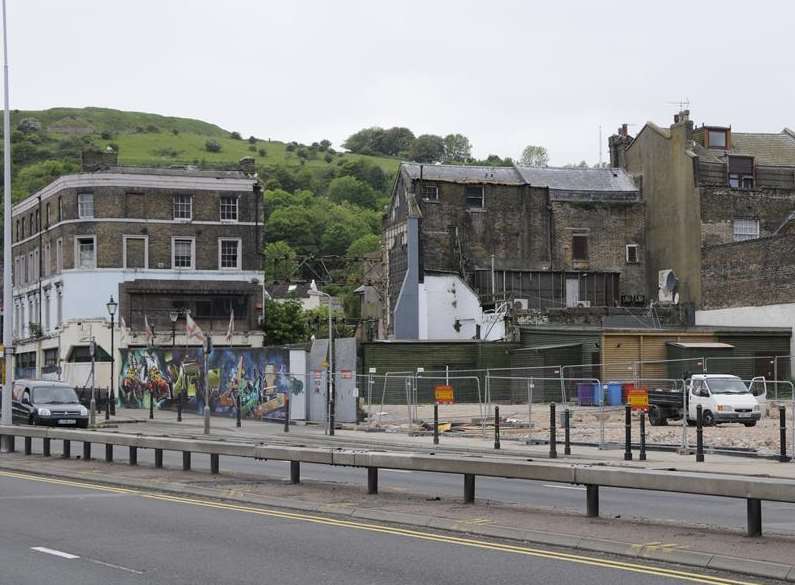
[310, 281, 334, 436]
[105, 296, 118, 420]
[88, 337, 96, 426]
[169, 310, 179, 347]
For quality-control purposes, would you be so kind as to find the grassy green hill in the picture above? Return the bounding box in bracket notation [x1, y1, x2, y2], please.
[5, 107, 399, 200]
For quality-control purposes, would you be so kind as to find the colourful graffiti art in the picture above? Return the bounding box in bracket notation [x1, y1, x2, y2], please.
[118, 347, 302, 421]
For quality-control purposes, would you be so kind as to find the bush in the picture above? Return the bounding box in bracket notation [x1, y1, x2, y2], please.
[248, 145, 256, 152]
[296, 148, 309, 160]
[285, 143, 296, 152]
[230, 131, 242, 140]
[248, 135, 257, 144]
[320, 139, 332, 150]
[172, 128, 179, 135]
[100, 130, 113, 140]
[205, 139, 222, 153]
[153, 147, 180, 158]
[324, 153, 333, 163]
[258, 147, 267, 157]
[145, 124, 160, 133]
[17, 118, 42, 133]
[107, 143, 120, 152]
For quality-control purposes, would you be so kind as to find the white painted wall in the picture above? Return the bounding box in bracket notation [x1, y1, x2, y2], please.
[696, 303, 795, 358]
[417, 275, 505, 341]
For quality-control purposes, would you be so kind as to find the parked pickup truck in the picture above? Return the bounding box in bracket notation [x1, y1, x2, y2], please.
[648, 374, 762, 427]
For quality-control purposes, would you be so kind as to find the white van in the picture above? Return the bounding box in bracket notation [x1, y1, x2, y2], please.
[688, 374, 761, 427]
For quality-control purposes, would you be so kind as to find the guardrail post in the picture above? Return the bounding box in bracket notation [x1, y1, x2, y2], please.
[639, 411, 647, 461]
[747, 498, 762, 537]
[154, 448, 163, 468]
[464, 473, 476, 503]
[494, 405, 501, 449]
[210, 453, 220, 474]
[564, 408, 571, 456]
[586, 485, 599, 517]
[433, 403, 439, 445]
[43, 437, 51, 457]
[549, 403, 557, 459]
[105, 444, 113, 462]
[368, 468, 378, 494]
[24, 436, 32, 455]
[129, 446, 138, 466]
[149, 389, 154, 420]
[182, 451, 191, 471]
[62, 439, 71, 459]
[177, 391, 183, 422]
[780, 405, 789, 463]
[5, 435, 14, 452]
[696, 404, 705, 463]
[236, 392, 242, 428]
[624, 404, 633, 461]
[290, 461, 300, 484]
[82, 441, 91, 461]
[284, 394, 290, 433]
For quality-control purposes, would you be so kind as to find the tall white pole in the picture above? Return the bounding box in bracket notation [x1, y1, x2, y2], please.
[1, 0, 14, 446]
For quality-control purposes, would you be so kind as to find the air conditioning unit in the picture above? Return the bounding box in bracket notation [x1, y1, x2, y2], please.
[513, 298, 529, 310]
[575, 300, 591, 308]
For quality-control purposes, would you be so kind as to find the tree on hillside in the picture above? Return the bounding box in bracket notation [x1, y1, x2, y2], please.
[408, 134, 445, 163]
[347, 233, 381, 257]
[263, 299, 308, 345]
[520, 145, 549, 167]
[12, 159, 79, 201]
[327, 176, 378, 209]
[205, 139, 222, 153]
[334, 158, 389, 192]
[563, 160, 589, 169]
[264, 241, 299, 282]
[379, 127, 415, 156]
[443, 134, 472, 162]
[343, 127, 385, 155]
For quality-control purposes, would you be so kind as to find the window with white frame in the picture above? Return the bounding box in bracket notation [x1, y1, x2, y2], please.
[33, 248, 40, 280]
[56, 286, 63, 327]
[733, 219, 760, 241]
[219, 238, 242, 269]
[78, 193, 95, 218]
[172, 237, 195, 269]
[76, 236, 96, 269]
[43, 241, 51, 277]
[173, 194, 193, 220]
[421, 183, 439, 201]
[44, 289, 50, 332]
[626, 244, 640, 264]
[220, 196, 239, 221]
[28, 252, 34, 282]
[56, 238, 63, 273]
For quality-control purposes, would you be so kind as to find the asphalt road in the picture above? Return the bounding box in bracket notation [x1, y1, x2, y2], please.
[26, 441, 795, 534]
[0, 473, 762, 585]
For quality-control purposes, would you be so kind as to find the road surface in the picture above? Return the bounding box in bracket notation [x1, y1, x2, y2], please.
[0, 472, 766, 585]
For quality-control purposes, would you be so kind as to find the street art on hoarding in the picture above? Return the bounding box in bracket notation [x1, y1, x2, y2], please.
[118, 347, 302, 421]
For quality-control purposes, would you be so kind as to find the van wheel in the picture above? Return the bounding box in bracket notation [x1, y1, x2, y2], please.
[649, 406, 667, 426]
[686, 418, 696, 427]
[702, 410, 716, 427]
[743, 421, 757, 427]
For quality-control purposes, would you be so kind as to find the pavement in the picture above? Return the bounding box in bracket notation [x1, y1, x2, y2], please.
[0, 465, 788, 585]
[2, 419, 795, 582]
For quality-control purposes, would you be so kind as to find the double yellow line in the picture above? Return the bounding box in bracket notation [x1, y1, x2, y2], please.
[0, 470, 759, 585]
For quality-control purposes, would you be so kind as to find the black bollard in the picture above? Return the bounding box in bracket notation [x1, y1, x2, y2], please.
[83, 441, 91, 461]
[43, 437, 51, 457]
[624, 404, 633, 461]
[564, 408, 571, 456]
[236, 392, 242, 428]
[433, 403, 439, 445]
[494, 405, 501, 449]
[696, 404, 704, 462]
[63, 439, 71, 459]
[639, 411, 647, 461]
[24, 436, 32, 455]
[549, 403, 557, 459]
[284, 394, 290, 433]
[780, 405, 789, 463]
[149, 389, 154, 420]
[177, 390, 183, 422]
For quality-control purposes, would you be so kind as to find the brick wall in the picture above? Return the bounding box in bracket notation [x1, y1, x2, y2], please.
[700, 187, 795, 247]
[702, 233, 795, 309]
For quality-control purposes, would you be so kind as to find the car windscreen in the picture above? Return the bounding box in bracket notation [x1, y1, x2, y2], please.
[31, 386, 80, 404]
[705, 379, 749, 394]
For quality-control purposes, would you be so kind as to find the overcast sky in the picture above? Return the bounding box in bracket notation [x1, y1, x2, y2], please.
[8, 0, 795, 165]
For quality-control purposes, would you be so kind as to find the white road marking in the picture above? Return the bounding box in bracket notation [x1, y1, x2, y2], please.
[543, 484, 586, 491]
[88, 558, 144, 575]
[0, 493, 124, 500]
[31, 547, 80, 559]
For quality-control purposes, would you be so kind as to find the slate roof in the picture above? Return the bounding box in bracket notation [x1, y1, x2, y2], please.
[401, 163, 524, 185]
[695, 129, 795, 166]
[400, 163, 638, 192]
[514, 166, 638, 192]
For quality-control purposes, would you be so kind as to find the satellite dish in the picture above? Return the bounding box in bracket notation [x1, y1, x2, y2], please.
[658, 269, 679, 304]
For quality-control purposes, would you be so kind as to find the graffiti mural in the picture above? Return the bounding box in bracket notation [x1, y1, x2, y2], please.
[118, 347, 302, 421]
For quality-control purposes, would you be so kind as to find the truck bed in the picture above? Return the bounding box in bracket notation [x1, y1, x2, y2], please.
[648, 386, 684, 408]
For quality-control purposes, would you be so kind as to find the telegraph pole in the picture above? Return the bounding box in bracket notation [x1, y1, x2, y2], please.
[1, 0, 15, 450]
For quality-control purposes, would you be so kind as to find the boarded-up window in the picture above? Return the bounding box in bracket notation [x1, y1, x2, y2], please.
[126, 192, 145, 218]
[125, 237, 147, 268]
[572, 234, 588, 261]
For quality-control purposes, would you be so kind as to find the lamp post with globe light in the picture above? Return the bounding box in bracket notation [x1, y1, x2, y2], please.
[105, 295, 118, 420]
[309, 280, 334, 436]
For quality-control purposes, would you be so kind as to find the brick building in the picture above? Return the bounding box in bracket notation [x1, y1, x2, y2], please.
[384, 163, 644, 339]
[10, 153, 264, 384]
[609, 111, 795, 358]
